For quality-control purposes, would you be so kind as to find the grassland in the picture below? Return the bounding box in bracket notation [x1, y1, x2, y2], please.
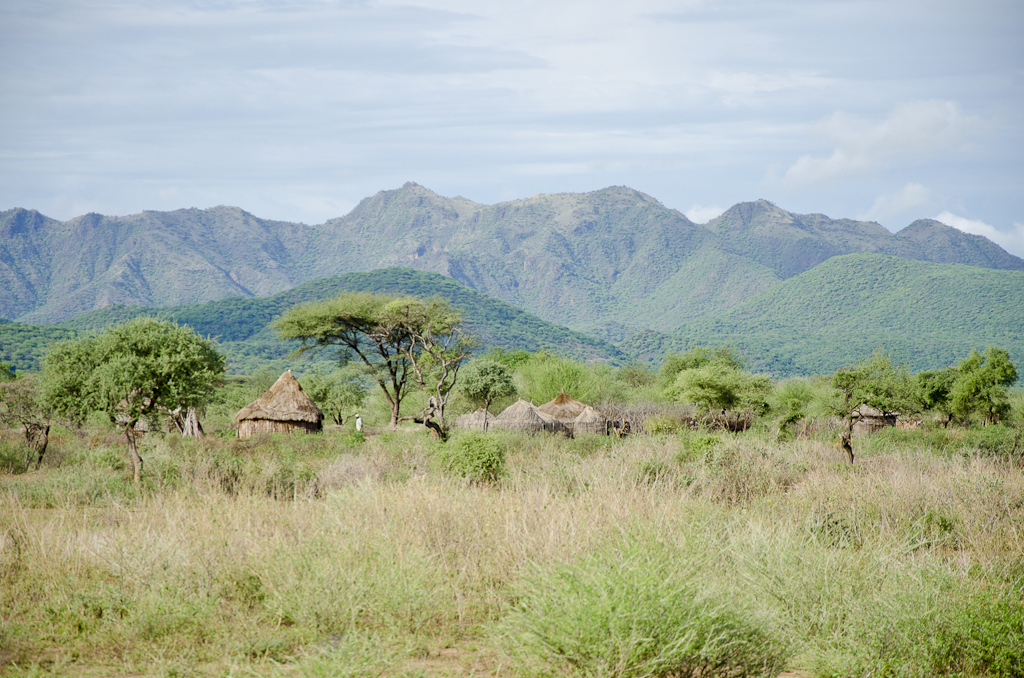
[2, 404, 1023, 677]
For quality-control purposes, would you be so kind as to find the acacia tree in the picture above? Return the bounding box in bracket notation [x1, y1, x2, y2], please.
[0, 375, 54, 470]
[274, 292, 476, 437]
[301, 364, 370, 425]
[830, 351, 920, 463]
[42, 318, 225, 483]
[458, 358, 516, 422]
[917, 366, 959, 427]
[949, 347, 1017, 424]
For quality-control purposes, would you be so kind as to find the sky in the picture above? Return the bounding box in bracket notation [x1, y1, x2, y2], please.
[2, 0, 1023, 255]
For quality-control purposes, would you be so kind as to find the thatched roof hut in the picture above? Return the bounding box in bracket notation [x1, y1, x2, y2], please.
[851, 404, 897, 436]
[573, 405, 610, 436]
[234, 370, 323, 439]
[490, 399, 568, 434]
[455, 408, 490, 431]
[538, 391, 588, 422]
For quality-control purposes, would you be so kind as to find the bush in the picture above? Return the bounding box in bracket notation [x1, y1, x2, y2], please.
[433, 432, 506, 482]
[501, 536, 790, 678]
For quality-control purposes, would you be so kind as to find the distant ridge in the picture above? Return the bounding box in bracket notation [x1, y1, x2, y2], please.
[622, 253, 1024, 376]
[31, 268, 623, 372]
[2, 183, 1021, 343]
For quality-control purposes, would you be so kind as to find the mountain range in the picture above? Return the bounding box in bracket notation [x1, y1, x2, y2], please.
[2, 183, 1022, 375]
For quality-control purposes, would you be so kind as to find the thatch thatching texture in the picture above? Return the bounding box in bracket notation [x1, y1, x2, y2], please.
[490, 399, 568, 434]
[572, 405, 610, 436]
[851, 404, 897, 436]
[538, 391, 587, 422]
[455, 408, 491, 431]
[234, 370, 324, 439]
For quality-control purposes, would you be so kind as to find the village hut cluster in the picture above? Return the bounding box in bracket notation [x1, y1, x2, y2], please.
[456, 390, 624, 437]
[234, 370, 324, 438]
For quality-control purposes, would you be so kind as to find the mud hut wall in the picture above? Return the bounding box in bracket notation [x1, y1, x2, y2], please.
[238, 419, 322, 439]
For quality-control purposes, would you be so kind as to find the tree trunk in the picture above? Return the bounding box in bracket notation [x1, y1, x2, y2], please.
[841, 422, 854, 464]
[126, 423, 143, 483]
[33, 425, 49, 470]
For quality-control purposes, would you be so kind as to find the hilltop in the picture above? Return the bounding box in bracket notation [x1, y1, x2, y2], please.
[3, 184, 1021, 339]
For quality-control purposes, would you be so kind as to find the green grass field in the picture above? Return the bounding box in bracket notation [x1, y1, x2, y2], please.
[2, 413, 1023, 677]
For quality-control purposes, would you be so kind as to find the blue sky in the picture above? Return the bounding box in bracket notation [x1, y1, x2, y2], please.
[2, 0, 1022, 255]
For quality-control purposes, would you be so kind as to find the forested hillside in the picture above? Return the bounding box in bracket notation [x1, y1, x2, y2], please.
[623, 254, 1024, 376]
[4, 184, 1021, 338]
[1, 269, 623, 373]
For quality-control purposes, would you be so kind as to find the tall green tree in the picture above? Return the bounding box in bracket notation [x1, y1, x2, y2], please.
[0, 375, 54, 470]
[949, 347, 1017, 424]
[42, 318, 225, 483]
[274, 292, 476, 436]
[459, 358, 515, 414]
[301, 364, 370, 425]
[917, 366, 959, 427]
[830, 351, 920, 463]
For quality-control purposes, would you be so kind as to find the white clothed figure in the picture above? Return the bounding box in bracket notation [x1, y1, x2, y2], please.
[355, 414, 363, 432]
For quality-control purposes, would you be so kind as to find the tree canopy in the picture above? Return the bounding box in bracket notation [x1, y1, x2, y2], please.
[273, 292, 476, 436]
[458, 358, 515, 414]
[830, 351, 920, 463]
[42, 317, 225, 482]
[949, 347, 1018, 424]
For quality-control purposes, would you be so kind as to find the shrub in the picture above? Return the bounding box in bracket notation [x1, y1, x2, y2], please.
[501, 536, 790, 677]
[646, 414, 681, 435]
[433, 432, 506, 482]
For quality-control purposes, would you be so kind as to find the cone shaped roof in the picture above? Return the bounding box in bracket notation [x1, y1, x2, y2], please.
[234, 370, 324, 424]
[495, 399, 549, 423]
[538, 390, 587, 421]
[573, 405, 608, 423]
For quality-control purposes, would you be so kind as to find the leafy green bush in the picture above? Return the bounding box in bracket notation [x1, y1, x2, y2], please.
[433, 432, 506, 482]
[676, 433, 722, 463]
[501, 537, 789, 677]
[0, 439, 24, 474]
[646, 414, 681, 435]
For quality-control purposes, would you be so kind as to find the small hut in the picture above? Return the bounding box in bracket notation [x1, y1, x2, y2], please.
[490, 399, 568, 434]
[234, 370, 323, 438]
[455, 408, 490, 431]
[538, 391, 587, 422]
[851, 404, 897, 436]
[573, 405, 610, 436]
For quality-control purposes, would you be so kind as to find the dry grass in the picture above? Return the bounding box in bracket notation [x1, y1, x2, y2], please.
[1, 424, 1022, 676]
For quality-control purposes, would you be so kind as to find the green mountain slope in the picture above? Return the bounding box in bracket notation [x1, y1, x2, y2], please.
[8, 269, 620, 373]
[627, 253, 1024, 376]
[5, 184, 1021, 338]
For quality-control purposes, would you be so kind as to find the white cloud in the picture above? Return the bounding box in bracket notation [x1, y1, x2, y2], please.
[858, 183, 932, 224]
[685, 204, 725, 223]
[935, 211, 1024, 258]
[775, 101, 979, 189]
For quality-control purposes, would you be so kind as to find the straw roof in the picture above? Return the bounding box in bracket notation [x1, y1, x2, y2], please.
[538, 390, 587, 422]
[491, 399, 569, 434]
[455, 408, 490, 431]
[573, 405, 609, 435]
[234, 370, 323, 425]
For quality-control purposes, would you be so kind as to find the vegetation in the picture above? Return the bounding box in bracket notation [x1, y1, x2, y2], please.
[40, 318, 226, 482]
[1, 373, 1022, 676]
[830, 351, 921, 463]
[299, 365, 369, 426]
[274, 292, 475, 437]
[457, 358, 516, 414]
[630, 253, 1024, 377]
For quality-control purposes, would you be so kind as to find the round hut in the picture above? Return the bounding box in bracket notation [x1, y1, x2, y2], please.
[851, 404, 897, 436]
[234, 370, 324, 438]
[538, 390, 587, 422]
[572, 405, 610, 436]
[490, 399, 567, 434]
[455, 408, 490, 431]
